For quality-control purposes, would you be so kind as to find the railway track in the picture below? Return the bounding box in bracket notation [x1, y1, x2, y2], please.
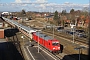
[17, 32, 64, 60]
[43, 29, 88, 45]
[34, 41, 80, 60]
[42, 29, 88, 60]
[7, 33, 87, 60]
[6, 28, 88, 60]
[3, 17, 88, 60]
[35, 43, 64, 60]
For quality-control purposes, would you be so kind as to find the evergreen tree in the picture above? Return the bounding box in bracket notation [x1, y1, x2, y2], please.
[53, 10, 60, 25]
[20, 9, 26, 17]
[70, 9, 74, 13]
[61, 10, 67, 15]
[21, 9, 26, 15]
[53, 10, 59, 20]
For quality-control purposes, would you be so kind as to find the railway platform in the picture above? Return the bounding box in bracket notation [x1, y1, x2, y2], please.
[22, 41, 57, 60]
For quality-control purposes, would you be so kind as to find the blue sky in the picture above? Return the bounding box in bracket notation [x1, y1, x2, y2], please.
[0, 0, 89, 4]
[0, 0, 14, 3]
[0, 0, 89, 12]
[48, 0, 89, 4]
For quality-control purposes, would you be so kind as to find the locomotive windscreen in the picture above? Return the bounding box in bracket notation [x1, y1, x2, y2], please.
[52, 41, 59, 46]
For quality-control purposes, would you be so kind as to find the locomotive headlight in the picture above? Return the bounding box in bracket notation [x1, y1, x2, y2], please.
[53, 48, 55, 49]
[58, 47, 60, 49]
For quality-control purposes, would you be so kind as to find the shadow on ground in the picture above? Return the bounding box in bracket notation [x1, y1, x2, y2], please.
[0, 42, 24, 60]
[4, 28, 19, 37]
[62, 54, 88, 60]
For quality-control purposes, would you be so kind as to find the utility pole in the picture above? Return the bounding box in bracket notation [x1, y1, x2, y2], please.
[53, 25, 54, 39]
[38, 32, 39, 53]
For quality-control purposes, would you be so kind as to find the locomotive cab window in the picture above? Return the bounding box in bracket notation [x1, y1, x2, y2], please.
[52, 42, 59, 46]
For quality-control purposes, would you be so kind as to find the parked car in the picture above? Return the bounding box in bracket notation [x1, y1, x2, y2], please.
[76, 30, 85, 33]
[76, 33, 87, 38]
[57, 27, 64, 32]
[69, 31, 76, 35]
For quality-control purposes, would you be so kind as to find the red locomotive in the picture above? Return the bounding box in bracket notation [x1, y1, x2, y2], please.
[32, 32, 61, 53]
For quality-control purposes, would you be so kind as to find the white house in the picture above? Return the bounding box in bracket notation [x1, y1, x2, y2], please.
[2, 12, 9, 15]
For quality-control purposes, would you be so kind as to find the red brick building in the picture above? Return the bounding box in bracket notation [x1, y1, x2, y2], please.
[0, 18, 4, 39]
[0, 29, 4, 39]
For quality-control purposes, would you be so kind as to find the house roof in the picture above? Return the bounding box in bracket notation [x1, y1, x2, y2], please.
[45, 15, 53, 18]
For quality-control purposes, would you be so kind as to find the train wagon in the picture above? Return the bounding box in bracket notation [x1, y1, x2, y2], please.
[32, 32, 61, 53]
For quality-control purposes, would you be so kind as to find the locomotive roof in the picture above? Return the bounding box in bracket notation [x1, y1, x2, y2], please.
[35, 32, 53, 41]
